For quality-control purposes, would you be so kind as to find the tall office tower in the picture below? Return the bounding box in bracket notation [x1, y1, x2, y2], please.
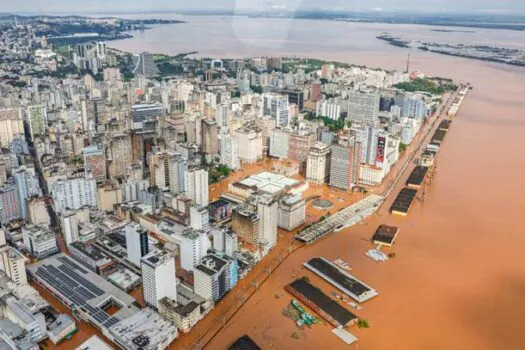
[256, 194, 278, 254]
[125, 223, 149, 267]
[0, 183, 22, 224]
[255, 116, 276, 154]
[346, 90, 380, 125]
[306, 142, 332, 184]
[0, 246, 28, 285]
[351, 123, 381, 165]
[329, 135, 362, 191]
[220, 135, 240, 170]
[121, 179, 149, 203]
[83, 145, 106, 182]
[267, 56, 282, 71]
[149, 151, 173, 189]
[27, 105, 47, 140]
[51, 173, 97, 214]
[194, 254, 237, 302]
[215, 103, 230, 129]
[96, 41, 107, 57]
[168, 153, 186, 195]
[202, 119, 218, 156]
[232, 205, 260, 246]
[141, 249, 177, 309]
[235, 123, 263, 164]
[131, 52, 160, 77]
[278, 194, 306, 231]
[80, 99, 89, 133]
[316, 99, 341, 120]
[403, 95, 427, 121]
[269, 129, 289, 159]
[0, 108, 24, 148]
[190, 206, 210, 232]
[282, 89, 304, 111]
[260, 93, 290, 127]
[288, 130, 316, 164]
[184, 167, 209, 206]
[108, 134, 132, 179]
[212, 228, 238, 257]
[13, 167, 42, 220]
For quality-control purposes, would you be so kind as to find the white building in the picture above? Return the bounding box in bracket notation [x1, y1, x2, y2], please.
[190, 206, 210, 232]
[51, 174, 97, 214]
[166, 228, 211, 272]
[269, 129, 289, 159]
[316, 99, 341, 120]
[212, 228, 238, 257]
[194, 254, 235, 302]
[235, 123, 263, 164]
[125, 223, 149, 267]
[278, 195, 306, 231]
[0, 246, 28, 285]
[6, 299, 47, 343]
[257, 194, 278, 254]
[306, 142, 331, 184]
[220, 135, 240, 170]
[184, 167, 209, 206]
[141, 249, 177, 309]
[260, 93, 290, 127]
[22, 225, 58, 259]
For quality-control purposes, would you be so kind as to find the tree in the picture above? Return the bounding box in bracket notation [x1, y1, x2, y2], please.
[399, 143, 408, 153]
[358, 318, 370, 328]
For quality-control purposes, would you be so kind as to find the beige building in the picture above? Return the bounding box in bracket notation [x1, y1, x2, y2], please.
[28, 198, 51, 227]
[0, 108, 24, 148]
[97, 183, 123, 212]
[108, 134, 132, 179]
[235, 122, 263, 164]
[306, 142, 332, 184]
[278, 194, 306, 231]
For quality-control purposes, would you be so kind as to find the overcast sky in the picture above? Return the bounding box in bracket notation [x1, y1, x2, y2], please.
[1, 0, 524, 14]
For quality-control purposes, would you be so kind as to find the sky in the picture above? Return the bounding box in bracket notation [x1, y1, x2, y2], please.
[1, 0, 524, 15]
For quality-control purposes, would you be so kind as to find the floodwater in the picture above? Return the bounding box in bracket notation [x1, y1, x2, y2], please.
[108, 15, 525, 349]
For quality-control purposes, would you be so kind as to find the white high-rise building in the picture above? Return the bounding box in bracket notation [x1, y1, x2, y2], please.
[168, 228, 211, 272]
[190, 206, 210, 232]
[278, 195, 306, 231]
[260, 93, 290, 127]
[306, 142, 331, 184]
[269, 129, 289, 159]
[256, 194, 278, 255]
[184, 167, 209, 206]
[125, 223, 149, 267]
[51, 174, 97, 214]
[168, 154, 186, 194]
[316, 99, 341, 120]
[0, 246, 28, 285]
[235, 123, 263, 164]
[141, 249, 177, 309]
[220, 135, 240, 170]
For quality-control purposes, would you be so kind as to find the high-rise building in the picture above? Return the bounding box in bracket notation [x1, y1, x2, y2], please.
[184, 167, 209, 206]
[125, 223, 149, 267]
[13, 167, 42, 220]
[235, 123, 263, 164]
[310, 82, 322, 102]
[316, 99, 341, 120]
[282, 89, 304, 111]
[149, 151, 173, 189]
[306, 142, 332, 184]
[278, 194, 306, 231]
[141, 249, 177, 309]
[220, 135, 240, 170]
[167, 228, 211, 272]
[22, 225, 58, 259]
[194, 254, 237, 302]
[256, 195, 278, 254]
[108, 134, 132, 179]
[51, 173, 97, 214]
[190, 206, 210, 232]
[83, 145, 106, 182]
[0, 108, 24, 148]
[329, 135, 362, 190]
[260, 93, 290, 127]
[27, 105, 47, 140]
[269, 129, 289, 159]
[121, 179, 149, 203]
[255, 116, 276, 154]
[288, 130, 316, 164]
[346, 90, 380, 125]
[202, 119, 218, 156]
[168, 153, 186, 195]
[0, 183, 22, 225]
[0, 246, 28, 285]
[231, 205, 260, 246]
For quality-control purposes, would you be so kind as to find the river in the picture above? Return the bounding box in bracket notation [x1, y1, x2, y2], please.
[109, 15, 525, 350]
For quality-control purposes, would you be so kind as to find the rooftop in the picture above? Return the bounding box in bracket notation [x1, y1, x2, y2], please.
[141, 249, 173, 268]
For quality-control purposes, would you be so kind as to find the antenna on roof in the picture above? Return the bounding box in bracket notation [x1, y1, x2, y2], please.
[405, 54, 411, 74]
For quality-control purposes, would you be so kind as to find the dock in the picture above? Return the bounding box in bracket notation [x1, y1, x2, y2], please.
[390, 188, 418, 216]
[372, 225, 400, 247]
[285, 278, 358, 328]
[303, 257, 378, 303]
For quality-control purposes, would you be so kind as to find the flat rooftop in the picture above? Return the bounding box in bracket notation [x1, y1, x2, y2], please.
[109, 308, 177, 350]
[406, 166, 429, 188]
[234, 171, 303, 195]
[390, 188, 418, 215]
[27, 254, 138, 331]
[75, 335, 114, 350]
[304, 257, 378, 303]
[141, 249, 173, 268]
[286, 278, 357, 328]
[372, 225, 400, 246]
